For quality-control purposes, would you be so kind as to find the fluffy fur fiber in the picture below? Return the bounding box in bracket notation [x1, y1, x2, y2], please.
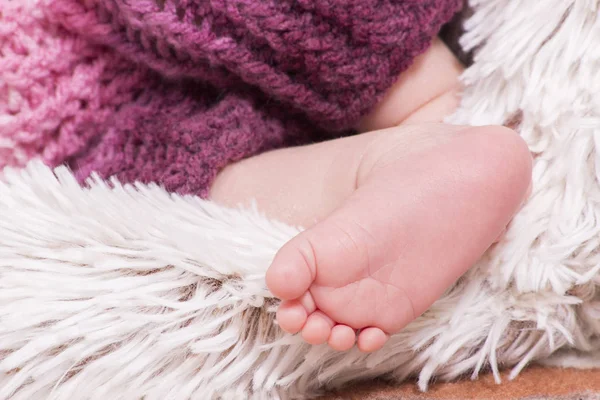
[1, 0, 600, 399]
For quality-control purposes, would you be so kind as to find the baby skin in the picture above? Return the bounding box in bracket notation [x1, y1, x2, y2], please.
[210, 39, 532, 352]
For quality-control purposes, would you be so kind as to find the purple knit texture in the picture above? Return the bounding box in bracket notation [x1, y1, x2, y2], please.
[69, 82, 326, 196]
[3, 0, 462, 197]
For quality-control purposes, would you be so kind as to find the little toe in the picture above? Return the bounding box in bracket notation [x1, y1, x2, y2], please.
[357, 327, 389, 353]
[328, 325, 357, 351]
[301, 311, 334, 345]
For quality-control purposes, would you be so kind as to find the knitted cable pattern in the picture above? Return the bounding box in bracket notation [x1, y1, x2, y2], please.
[1, 0, 461, 196]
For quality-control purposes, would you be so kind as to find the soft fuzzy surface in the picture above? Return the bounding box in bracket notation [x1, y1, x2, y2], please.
[1, 0, 600, 399]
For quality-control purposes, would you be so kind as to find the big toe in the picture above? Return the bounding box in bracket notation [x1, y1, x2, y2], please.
[266, 236, 317, 300]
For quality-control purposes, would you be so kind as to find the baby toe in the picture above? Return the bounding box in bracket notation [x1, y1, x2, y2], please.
[266, 235, 318, 301]
[357, 327, 389, 353]
[276, 292, 317, 334]
[328, 325, 356, 351]
[301, 311, 334, 345]
[277, 300, 309, 334]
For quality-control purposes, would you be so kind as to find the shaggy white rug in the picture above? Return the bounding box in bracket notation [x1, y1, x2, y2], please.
[1, 0, 600, 399]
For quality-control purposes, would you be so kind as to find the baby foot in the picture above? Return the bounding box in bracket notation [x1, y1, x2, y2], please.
[266, 125, 532, 352]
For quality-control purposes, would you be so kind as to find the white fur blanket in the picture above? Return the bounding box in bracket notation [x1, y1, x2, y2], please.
[1, 0, 600, 399]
